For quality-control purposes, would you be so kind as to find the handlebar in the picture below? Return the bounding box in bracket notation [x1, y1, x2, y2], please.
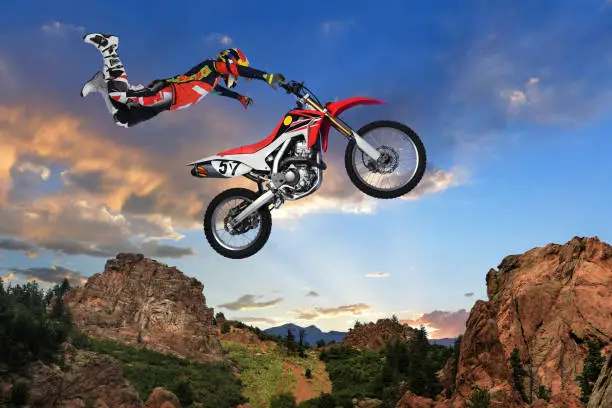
[279, 80, 324, 109]
[279, 80, 305, 96]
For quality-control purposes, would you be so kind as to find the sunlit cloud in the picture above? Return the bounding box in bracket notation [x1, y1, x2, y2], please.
[402, 309, 469, 339]
[290, 303, 371, 320]
[365, 272, 389, 278]
[218, 294, 284, 311]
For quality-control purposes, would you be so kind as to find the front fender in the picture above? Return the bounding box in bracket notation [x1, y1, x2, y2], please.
[320, 97, 386, 151]
[325, 97, 386, 117]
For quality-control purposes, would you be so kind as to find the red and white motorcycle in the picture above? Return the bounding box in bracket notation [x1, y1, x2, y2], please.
[188, 80, 427, 259]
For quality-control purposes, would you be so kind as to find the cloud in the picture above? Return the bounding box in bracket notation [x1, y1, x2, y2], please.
[205, 33, 233, 46]
[41, 21, 84, 35]
[218, 294, 284, 311]
[8, 265, 86, 286]
[0, 238, 36, 252]
[321, 20, 354, 35]
[402, 168, 467, 201]
[306, 290, 320, 297]
[290, 303, 371, 320]
[231, 316, 277, 325]
[402, 309, 469, 339]
[1, 272, 15, 283]
[365, 272, 390, 278]
[464, 292, 474, 297]
[15, 162, 50, 180]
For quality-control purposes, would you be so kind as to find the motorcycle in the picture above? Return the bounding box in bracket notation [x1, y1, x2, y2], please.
[187, 80, 427, 259]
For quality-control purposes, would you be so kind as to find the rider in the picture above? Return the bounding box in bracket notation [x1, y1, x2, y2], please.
[80, 33, 286, 128]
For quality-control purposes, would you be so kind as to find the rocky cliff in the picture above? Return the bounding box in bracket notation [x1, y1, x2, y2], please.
[2, 345, 180, 408]
[342, 318, 416, 351]
[399, 236, 612, 408]
[64, 253, 222, 361]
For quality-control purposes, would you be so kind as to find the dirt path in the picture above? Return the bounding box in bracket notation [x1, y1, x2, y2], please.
[278, 359, 332, 404]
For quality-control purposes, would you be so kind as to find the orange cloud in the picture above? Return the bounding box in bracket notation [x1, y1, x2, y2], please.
[402, 309, 469, 339]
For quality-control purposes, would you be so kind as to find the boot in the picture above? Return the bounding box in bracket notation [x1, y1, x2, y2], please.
[80, 71, 105, 98]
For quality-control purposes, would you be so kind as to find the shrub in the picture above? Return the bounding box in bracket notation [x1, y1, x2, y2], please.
[305, 368, 312, 379]
[221, 322, 231, 334]
[270, 392, 297, 408]
[467, 386, 490, 408]
[536, 385, 551, 402]
[10, 382, 28, 406]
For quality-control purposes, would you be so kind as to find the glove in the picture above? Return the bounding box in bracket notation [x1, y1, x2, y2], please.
[238, 95, 253, 109]
[263, 73, 286, 90]
[147, 79, 168, 92]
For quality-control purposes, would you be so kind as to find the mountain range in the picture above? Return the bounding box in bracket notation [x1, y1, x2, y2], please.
[263, 323, 457, 347]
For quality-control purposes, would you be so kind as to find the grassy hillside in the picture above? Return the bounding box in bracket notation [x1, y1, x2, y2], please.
[91, 338, 246, 408]
[222, 340, 331, 408]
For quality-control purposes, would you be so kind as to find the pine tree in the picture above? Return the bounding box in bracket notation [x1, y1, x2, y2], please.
[509, 347, 528, 402]
[576, 340, 605, 403]
[298, 328, 306, 358]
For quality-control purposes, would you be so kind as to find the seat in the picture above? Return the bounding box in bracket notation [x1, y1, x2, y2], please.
[218, 119, 283, 156]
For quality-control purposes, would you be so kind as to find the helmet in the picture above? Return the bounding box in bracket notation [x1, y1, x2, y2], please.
[217, 48, 249, 88]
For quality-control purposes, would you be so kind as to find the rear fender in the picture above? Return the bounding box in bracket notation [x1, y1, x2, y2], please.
[188, 156, 253, 179]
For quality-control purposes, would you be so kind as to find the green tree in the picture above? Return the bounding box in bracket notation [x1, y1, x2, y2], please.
[391, 314, 399, 324]
[215, 311, 226, 320]
[298, 328, 306, 358]
[316, 339, 326, 348]
[536, 385, 551, 402]
[221, 322, 231, 334]
[172, 380, 195, 406]
[305, 368, 312, 379]
[285, 329, 298, 355]
[576, 340, 606, 403]
[509, 346, 528, 402]
[270, 392, 297, 408]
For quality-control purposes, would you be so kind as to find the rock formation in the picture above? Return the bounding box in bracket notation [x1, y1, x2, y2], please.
[10, 346, 180, 408]
[64, 253, 222, 361]
[399, 236, 612, 408]
[341, 318, 416, 351]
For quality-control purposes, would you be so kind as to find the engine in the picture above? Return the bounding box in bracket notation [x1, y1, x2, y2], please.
[291, 165, 317, 193]
[273, 139, 319, 196]
[294, 140, 310, 158]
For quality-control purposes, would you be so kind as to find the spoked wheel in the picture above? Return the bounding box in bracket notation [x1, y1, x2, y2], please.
[345, 120, 427, 199]
[203, 188, 272, 259]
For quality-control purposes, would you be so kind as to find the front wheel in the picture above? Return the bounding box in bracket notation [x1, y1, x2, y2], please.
[345, 120, 427, 199]
[203, 188, 272, 259]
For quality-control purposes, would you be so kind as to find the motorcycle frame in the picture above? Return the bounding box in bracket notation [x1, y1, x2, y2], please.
[190, 86, 386, 228]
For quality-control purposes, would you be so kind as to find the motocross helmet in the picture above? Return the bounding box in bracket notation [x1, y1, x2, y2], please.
[217, 48, 249, 88]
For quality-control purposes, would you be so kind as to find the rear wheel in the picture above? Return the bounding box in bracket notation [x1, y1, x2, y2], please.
[345, 120, 427, 199]
[203, 188, 272, 259]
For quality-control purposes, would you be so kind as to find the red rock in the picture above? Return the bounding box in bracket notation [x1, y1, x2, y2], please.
[342, 318, 416, 351]
[144, 387, 181, 408]
[403, 236, 612, 407]
[65, 253, 222, 361]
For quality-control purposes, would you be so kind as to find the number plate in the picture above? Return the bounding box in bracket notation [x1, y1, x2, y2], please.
[211, 160, 248, 177]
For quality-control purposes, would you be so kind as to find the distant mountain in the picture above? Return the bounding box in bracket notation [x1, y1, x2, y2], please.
[429, 338, 457, 347]
[264, 323, 458, 348]
[264, 324, 346, 345]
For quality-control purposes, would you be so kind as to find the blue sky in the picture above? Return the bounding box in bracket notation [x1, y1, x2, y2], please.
[1, 0, 612, 338]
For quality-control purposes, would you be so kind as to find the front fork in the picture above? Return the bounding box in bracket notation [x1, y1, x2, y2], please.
[304, 94, 382, 161]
